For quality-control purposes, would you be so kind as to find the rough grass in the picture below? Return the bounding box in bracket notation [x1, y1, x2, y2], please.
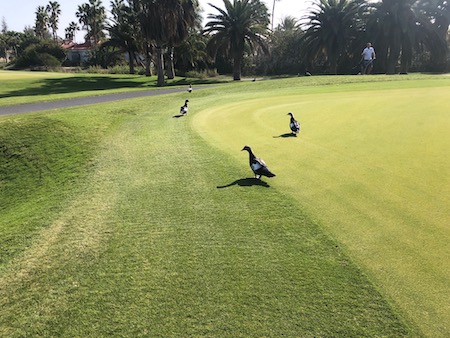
[0, 108, 129, 269]
[193, 75, 450, 337]
[0, 78, 419, 337]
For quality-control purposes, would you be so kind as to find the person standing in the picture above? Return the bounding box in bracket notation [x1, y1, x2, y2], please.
[361, 42, 376, 74]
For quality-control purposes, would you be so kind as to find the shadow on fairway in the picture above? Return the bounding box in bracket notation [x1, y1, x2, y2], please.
[0, 75, 224, 99]
[274, 133, 297, 138]
[173, 114, 186, 118]
[217, 178, 270, 189]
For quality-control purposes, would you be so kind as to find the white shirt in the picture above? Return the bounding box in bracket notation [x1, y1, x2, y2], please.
[362, 47, 375, 60]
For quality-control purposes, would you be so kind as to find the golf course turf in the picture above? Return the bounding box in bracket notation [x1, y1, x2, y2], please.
[1, 72, 449, 337]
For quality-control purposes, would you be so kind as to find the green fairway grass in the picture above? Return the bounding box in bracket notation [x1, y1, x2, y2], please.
[0, 70, 222, 107]
[0, 75, 419, 337]
[0, 73, 448, 337]
[193, 76, 450, 337]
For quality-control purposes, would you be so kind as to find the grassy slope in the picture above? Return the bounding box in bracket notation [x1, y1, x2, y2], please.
[0, 107, 130, 268]
[0, 86, 414, 336]
[193, 75, 450, 337]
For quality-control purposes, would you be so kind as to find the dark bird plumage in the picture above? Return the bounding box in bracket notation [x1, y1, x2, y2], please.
[180, 99, 189, 115]
[187, 84, 193, 93]
[241, 145, 276, 179]
[288, 112, 300, 135]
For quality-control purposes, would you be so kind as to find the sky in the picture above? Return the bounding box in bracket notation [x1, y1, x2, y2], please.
[0, 0, 311, 42]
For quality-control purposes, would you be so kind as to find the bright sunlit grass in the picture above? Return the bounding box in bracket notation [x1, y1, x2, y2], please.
[0, 69, 224, 107]
[193, 75, 450, 337]
[1, 73, 449, 337]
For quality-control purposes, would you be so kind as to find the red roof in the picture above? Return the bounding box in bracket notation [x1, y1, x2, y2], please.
[61, 41, 92, 51]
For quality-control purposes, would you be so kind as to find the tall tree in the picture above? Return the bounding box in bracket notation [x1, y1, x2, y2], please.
[174, 27, 210, 74]
[415, 0, 450, 71]
[35, 6, 49, 39]
[76, 0, 107, 45]
[106, 0, 140, 74]
[277, 15, 300, 31]
[271, 0, 282, 30]
[1, 17, 7, 34]
[265, 16, 304, 75]
[204, 0, 270, 80]
[366, 0, 419, 74]
[133, 0, 200, 85]
[46, 1, 61, 40]
[300, 0, 366, 74]
[65, 21, 80, 42]
[166, 0, 200, 79]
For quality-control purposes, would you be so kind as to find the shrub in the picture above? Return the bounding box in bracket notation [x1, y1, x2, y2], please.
[185, 69, 219, 79]
[13, 40, 65, 69]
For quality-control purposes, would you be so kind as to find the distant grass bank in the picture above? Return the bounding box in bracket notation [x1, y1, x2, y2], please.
[0, 70, 224, 107]
[1, 73, 448, 337]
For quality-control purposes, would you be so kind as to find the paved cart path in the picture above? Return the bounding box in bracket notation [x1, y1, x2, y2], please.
[0, 87, 206, 116]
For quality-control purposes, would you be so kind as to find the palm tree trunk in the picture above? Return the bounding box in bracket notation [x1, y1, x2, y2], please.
[386, 29, 401, 74]
[330, 53, 338, 75]
[232, 50, 242, 80]
[399, 39, 412, 74]
[144, 43, 152, 77]
[429, 17, 448, 72]
[156, 45, 165, 86]
[167, 46, 175, 79]
[128, 50, 135, 74]
[272, 0, 276, 31]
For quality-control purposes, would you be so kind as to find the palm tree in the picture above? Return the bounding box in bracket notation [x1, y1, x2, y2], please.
[166, 0, 200, 79]
[1, 17, 7, 34]
[76, 3, 91, 39]
[415, 0, 449, 71]
[271, 0, 282, 30]
[174, 28, 210, 74]
[204, 0, 270, 80]
[46, 1, 61, 40]
[267, 16, 304, 75]
[365, 0, 447, 74]
[65, 21, 80, 42]
[276, 16, 300, 31]
[106, 0, 139, 73]
[300, 0, 366, 74]
[133, 0, 200, 85]
[0, 31, 22, 62]
[35, 6, 49, 39]
[366, 0, 417, 74]
[76, 0, 106, 45]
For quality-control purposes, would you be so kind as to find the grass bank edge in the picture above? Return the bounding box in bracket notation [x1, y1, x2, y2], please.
[0, 105, 133, 270]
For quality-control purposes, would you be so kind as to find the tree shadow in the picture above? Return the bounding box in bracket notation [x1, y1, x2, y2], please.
[0, 74, 224, 99]
[0, 76, 146, 99]
[217, 177, 270, 189]
[273, 133, 297, 138]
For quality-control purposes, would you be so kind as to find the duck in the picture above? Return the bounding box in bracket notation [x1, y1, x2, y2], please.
[180, 99, 189, 115]
[287, 112, 300, 135]
[187, 84, 193, 93]
[241, 145, 276, 179]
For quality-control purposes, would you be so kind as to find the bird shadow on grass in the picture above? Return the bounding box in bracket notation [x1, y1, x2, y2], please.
[217, 178, 270, 189]
[173, 114, 185, 118]
[273, 133, 297, 138]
